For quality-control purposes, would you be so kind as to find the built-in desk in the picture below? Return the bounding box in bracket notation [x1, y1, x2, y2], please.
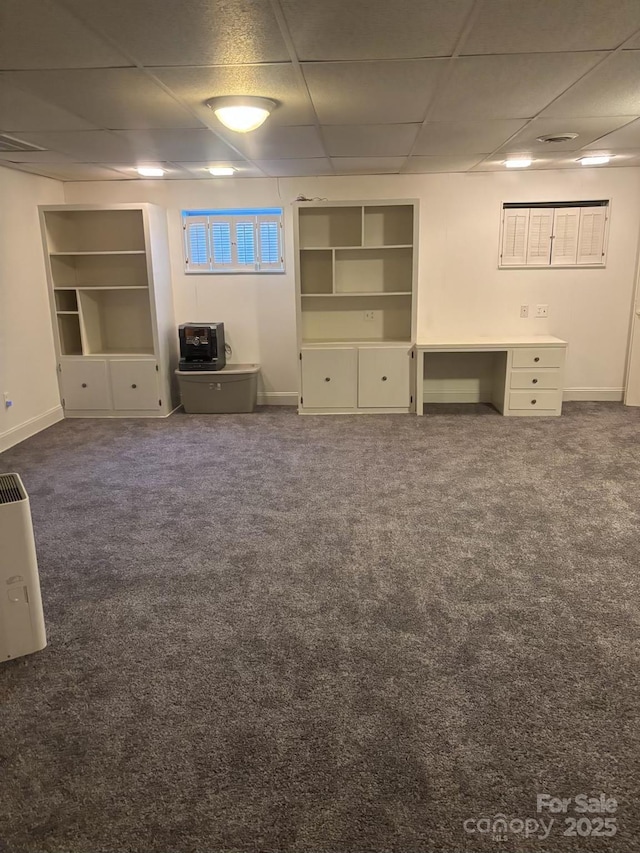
[415, 336, 567, 416]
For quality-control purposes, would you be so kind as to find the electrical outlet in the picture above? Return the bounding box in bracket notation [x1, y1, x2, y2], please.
[364, 311, 375, 321]
[536, 304, 549, 318]
[520, 305, 529, 318]
[3, 392, 12, 408]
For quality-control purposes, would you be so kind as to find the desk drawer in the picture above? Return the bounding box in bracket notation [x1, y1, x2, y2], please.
[512, 347, 565, 369]
[508, 390, 561, 411]
[509, 369, 561, 390]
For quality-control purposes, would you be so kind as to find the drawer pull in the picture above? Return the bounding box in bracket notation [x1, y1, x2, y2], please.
[324, 377, 331, 382]
[532, 378, 538, 384]
[534, 356, 540, 363]
[131, 384, 137, 389]
[381, 376, 387, 381]
[81, 383, 87, 388]
[531, 399, 537, 405]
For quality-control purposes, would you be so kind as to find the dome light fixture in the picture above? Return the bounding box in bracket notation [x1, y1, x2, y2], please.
[205, 96, 276, 133]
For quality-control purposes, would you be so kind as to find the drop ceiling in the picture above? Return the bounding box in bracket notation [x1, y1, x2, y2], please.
[2, 0, 640, 181]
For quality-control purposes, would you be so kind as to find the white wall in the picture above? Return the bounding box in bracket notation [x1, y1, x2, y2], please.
[0, 166, 64, 452]
[64, 166, 640, 400]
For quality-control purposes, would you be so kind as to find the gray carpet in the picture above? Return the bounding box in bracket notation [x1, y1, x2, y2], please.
[0, 403, 639, 853]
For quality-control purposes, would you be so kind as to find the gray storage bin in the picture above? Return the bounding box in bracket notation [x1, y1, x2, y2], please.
[176, 364, 259, 413]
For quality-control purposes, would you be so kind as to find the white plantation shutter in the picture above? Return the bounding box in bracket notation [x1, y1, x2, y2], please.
[526, 209, 554, 265]
[551, 207, 580, 266]
[234, 219, 257, 268]
[184, 216, 210, 271]
[258, 215, 283, 270]
[182, 209, 284, 273]
[577, 207, 607, 265]
[501, 209, 530, 266]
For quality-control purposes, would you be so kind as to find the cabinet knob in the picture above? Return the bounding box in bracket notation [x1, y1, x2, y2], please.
[531, 399, 537, 405]
[324, 377, 331, 382]
[81, 383, 87, 388]
[131, 384, 137, 389]
[532, 378, 538, 384]
[381, 376, 388, 381]
[534, 356, 540, 363]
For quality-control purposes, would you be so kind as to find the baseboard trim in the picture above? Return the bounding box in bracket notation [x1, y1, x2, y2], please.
[257, 392, 297, 406]
[0, 405, 64, 453]
[563, 388, 624, 402]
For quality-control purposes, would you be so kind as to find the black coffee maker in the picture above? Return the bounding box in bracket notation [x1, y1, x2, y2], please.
[178, 322, 226, 371]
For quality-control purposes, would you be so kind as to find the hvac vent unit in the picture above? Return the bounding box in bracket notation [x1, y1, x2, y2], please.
[0, 473, 47, 661]
[0, 133, 47, 153]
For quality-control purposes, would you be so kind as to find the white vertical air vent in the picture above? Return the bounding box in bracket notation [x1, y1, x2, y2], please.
[0, 473, 47, 661]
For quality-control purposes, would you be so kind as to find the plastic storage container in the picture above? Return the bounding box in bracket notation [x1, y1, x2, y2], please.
[176, 364, 259, 413]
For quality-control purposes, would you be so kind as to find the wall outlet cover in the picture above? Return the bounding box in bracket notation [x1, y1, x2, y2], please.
[536, 304, 549, 318]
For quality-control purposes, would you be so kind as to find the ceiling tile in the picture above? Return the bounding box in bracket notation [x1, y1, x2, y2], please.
[62, 0, 289, 65]
[0, 149, 78, 164]
[281, 0, 473, 60]
[542, 51, 640, 117]
[0, 78, 96, 132]
[413, 120, 527, 155]
[462, 0, 640, 55]
[331, 157, 406, 174]
[0, 0, 131, 69]
[153, 64, 314, 128]
[323, 124, 419, 157]
[3, 69, 202, 130]
[583, 117, 640, 148]
[6, 163, 133, 181]
[255, 158, 332, 177]
[231, 126, 325, 160]
[494, 116, 640, 154]
[14, 131, 137, 162]
[304, 60, 447, 125]
[115, 129, 242, 162]
[405, 155, 485, 172]
[430, 53, 604, 121]
[173, 161, 266, 178]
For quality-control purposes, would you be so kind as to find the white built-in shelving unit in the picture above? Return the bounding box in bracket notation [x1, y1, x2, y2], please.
[294, 200, 418, 414]
[39, 204, 178, 417]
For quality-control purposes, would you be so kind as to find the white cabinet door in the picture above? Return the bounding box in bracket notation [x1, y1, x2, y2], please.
[110, 360, 160, 411]
[358, 347, 410, 408]
[59, 359, 110, 410]
[301, 348, 357, 409]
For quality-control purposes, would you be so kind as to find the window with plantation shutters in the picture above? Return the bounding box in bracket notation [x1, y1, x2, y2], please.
[499, 200, 609, 268]
[182, 208, 284, 273]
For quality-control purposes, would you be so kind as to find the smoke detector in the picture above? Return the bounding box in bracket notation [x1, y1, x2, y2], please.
[536, 132, 579, 144]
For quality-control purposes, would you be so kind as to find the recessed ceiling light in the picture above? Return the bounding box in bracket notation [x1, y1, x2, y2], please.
[537, 133, 578, 144]
[505, 158, 533, 168]
[578, 155, 611, 166]
[137, 166, 164, 177]
[208, 167, 235, 176]
[205, 96, 276, 133]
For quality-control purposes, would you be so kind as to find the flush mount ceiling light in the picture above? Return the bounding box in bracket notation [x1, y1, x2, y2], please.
[208, 166, 235, 176]
[537, 132, 578, 144]
[137, 166, 164, 177]
[578, 155, 611, 166]
[505, 158, 533, 168]
[205, 96, 276, 133]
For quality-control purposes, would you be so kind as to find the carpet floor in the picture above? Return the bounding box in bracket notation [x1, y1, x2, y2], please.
[0, 403, 638, 853]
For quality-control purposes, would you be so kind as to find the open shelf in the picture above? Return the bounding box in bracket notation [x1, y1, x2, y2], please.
[302, 292, 411, 298]
[298, 206, 362, 248]
[55, 290, 78, 311]
[44, 209, 146, 253]
[335, 247, 413, 293]
[300, 249, 333, 294]
[300, 294, 411, 343]
[79, 289, 154, 356]
[363, 205, 413, 246]
[57, 313, 83, 355]
[50, 252, 149, 288]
